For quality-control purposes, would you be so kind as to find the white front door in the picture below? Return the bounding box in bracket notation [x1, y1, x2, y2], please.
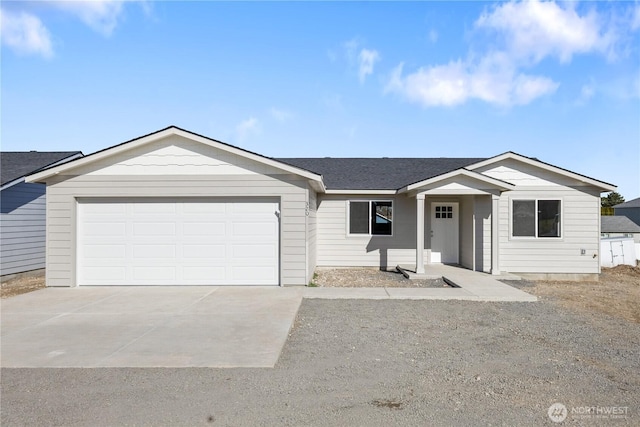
[430, 202, 459, 264]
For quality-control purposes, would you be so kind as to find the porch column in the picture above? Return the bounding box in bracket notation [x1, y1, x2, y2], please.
[491, 194, 500, 275]
[416, 194, 425, 274]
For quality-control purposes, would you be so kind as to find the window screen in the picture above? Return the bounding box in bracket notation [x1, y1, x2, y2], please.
[512, 200, 535, 237]
[349, 201, 369, 234]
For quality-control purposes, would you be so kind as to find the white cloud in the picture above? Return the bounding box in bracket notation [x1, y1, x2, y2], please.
[475, 0, 614, 63]
[578, 81, 596, 104]
[1, 1, 139, 57]
[269, 108, 292, 122]
[385, 1, 630, 108]
[236, 117, 260, 142]
[511, 74, 559, 105]
[428, 29, 438, 44]
[358, 48, 380, 83]
[0, 8, 53, 58]
[632, 5, 640, 31]
[343, 38, 359, 62]
[50, 0, 126, 36]
[386, 53, 559, 107]
[339, 38, 380, 83]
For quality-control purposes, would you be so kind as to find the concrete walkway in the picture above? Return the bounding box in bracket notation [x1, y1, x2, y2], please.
[304, 265, 537, 302]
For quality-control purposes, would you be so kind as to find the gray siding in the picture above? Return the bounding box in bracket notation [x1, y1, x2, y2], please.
[317, 195, 421, 267]
[45, 174, 309, 286]
[496, 186, 602, 274]
[316, 194, 489, 270]
[1, 182, 47, 275]
[474, 195, 492, 273]
[307, 187, 317, 281]
[459, 197, 474, 270]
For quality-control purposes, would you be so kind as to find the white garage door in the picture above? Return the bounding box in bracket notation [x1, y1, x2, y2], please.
[77, 199, 280, 286]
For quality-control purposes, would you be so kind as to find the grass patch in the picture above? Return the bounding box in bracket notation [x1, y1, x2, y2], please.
[308, 272, 319, 287]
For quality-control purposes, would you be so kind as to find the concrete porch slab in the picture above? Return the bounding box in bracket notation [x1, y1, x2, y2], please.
[396, 264, 537, 302]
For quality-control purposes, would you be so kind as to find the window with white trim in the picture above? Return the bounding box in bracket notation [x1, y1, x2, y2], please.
[348, 201, 393, 235]
[512, 199, 561, 238]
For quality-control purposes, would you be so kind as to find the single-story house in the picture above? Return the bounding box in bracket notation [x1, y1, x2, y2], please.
[1, 151, 83, 277]
[26, 126, 616, 287]
[601, 215, 640, 243]
[614, 197, 640, 227]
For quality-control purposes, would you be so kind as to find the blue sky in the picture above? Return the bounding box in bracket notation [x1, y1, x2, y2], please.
[2, 1, 639, 198]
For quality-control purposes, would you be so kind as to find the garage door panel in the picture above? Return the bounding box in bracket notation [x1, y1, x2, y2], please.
[133, 222, 176, 236]
[183, 222, 226, 236]
[231, 202, 276, 214]
[78, 200, 279, 286]
[183, 203, 226, 214]
[83, 244, 127, 259]
[132, 203, 176, 214]
[132, 244, 176, 258]
[83, 266, 126, 281]
[83, 222, 126, 237]
[182, 244, 226, 258]
[133, 266, 176, 281]
[232, 244, 277, 259]
[231, 266, 277, 282]
[182, 266, 226, 282]
[232, 222, 277, 237]
[82, 203, 126, 214]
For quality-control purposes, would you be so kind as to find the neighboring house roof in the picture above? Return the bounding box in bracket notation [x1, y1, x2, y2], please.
[614, 197, 640, 209]
[277, 157, 486, 190]
[601, 215, 640, 233]
[1, 151, 83, 189]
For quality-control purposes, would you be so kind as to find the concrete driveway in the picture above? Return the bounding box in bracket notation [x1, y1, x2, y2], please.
[1, 287, 303, 368]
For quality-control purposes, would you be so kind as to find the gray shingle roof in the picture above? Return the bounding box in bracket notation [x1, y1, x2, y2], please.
[275, 157, 487, 190]
[614, 197, 640, 209]
[601, 215, 640, 233]
[1, 152, 82, 186]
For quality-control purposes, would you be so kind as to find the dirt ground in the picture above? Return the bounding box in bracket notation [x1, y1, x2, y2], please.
[510, 264, 640, 323]
[314, 267, 450, 288]
[1, 274, 45, 299]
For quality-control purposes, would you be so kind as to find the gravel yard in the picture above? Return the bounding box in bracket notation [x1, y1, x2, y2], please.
[1, 273, 45, 299]
[313, 267, 450, 288]
[3, 288, 638, 425]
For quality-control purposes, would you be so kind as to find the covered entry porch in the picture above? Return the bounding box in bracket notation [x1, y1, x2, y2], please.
[398, 169, 515, 275]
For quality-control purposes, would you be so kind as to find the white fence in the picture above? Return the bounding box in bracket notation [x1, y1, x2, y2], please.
[600, 237, 638, 268]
